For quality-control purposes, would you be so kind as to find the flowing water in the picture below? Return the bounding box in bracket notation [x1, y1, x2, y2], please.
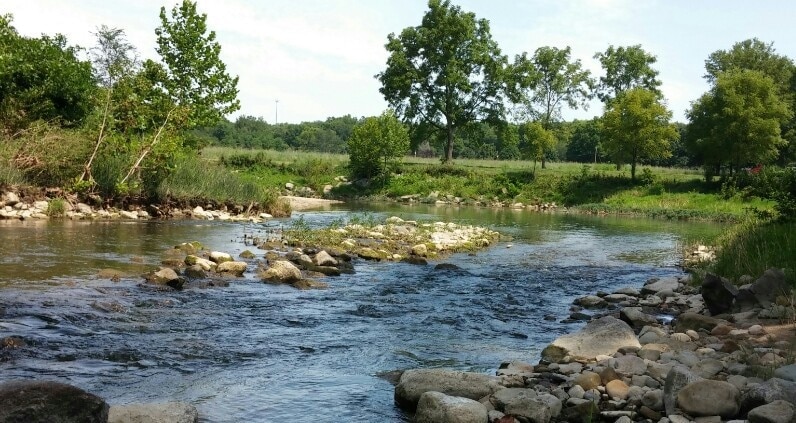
[0, 205, 724, 421]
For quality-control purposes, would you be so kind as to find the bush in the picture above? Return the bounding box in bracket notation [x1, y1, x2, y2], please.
[348, 110, 409, 179]
[46, 198, 66, 217]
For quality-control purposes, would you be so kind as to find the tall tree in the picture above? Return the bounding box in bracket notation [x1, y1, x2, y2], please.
[80, 26, 138, 182]
[154, 0, 240, 128]
[594, 45, 661, 104]
[599, 88, 677, 181]
[377, 0, 509, 163]
[513, 46, 593, 167]
[521, 121, 555, 173]
[687, 70, 791, 177]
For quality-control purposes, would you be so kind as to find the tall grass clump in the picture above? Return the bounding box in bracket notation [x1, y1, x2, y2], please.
[711, 219, 796, 285]
[157, 156, 289, 215]
[46, 198, 66, 217]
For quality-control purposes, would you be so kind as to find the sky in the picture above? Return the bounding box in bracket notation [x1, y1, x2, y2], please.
[5, 0, 796, 124]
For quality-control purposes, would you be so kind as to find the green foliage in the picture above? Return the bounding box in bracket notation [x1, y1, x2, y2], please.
[521, 121, 556, 171]
[377, 0, 510, 162]
[600, 88, 678, 180]
[687, 70, 791, 175]
[155, 0, 240, 128]
[46, 198, 66, 217]
[348, 110, 410, 179]
[565, 118, 603, 163]
[704, 38, 795, 93]
[0, 14, 96, 134]
[593, 45, 661, 104]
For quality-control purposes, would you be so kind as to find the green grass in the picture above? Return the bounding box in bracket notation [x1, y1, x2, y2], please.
[203, 147, 775, 221]
[710, 219, 796, 285]
[157, 156, 290, 216]
[46, 198, 66, 217]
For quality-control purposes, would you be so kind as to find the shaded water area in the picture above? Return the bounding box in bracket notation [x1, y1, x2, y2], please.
[0, 205, 725, 421]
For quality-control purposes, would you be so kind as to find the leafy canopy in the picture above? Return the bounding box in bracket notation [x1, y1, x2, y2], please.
[348, 110, 410, 179]
[155, 0, 240, 128]
[599, 88, 677, 180]
[687, 69, 792, 173]
[594, 45, 661, 104]
[376, 0, 509, 162]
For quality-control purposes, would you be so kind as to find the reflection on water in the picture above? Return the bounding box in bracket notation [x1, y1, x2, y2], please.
[0, 206, 725, 422]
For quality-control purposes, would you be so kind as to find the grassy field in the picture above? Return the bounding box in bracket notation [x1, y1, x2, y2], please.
[203, 147, 775, 221]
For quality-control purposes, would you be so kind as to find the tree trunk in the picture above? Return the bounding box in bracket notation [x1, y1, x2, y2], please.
[541, 156, 546, 169]
[80, 88, 113, 182]
[120, 108, 174, 185]
[631, 161, 637, 181]
[444, 124, 454, 163]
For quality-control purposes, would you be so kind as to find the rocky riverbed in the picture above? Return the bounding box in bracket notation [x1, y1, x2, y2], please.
[394, 268, 796, 423]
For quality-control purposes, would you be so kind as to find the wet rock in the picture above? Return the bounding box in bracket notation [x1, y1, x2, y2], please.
[306, 264, 341, 276]
[209, 251, 233, 264]
[701, 273, 738, 315]
[541, 316, 640, 362]
[238, 250, 256, 259]
[291, 279, 329, 290]
[752, 268, 790, 307]
[1, 336, 26, 349]
[216, 261, 247, 277]
[394, 369, 502, 410]
[0, 380, 109, 422]
[573, 295, 606, 308]
[145, 267, 180, 285]
[357, 247, 385, 261]
[401, 256, 428, 266]
[414, 391, 488, 423]
[434, 263, 461, 271]
[260, 260, 302, 283]
[184, 255, 216, 271]
[184, 265, 206, 279]
[313, 250, 337, 267]
[108, 401, 198, 423]
[620, 307, 658, 330]
[747, 400, 795, 423]
[677, 379, 740, 418]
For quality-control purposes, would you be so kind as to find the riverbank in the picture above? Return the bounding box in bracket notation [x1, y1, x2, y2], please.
[395, 268, 796, 422]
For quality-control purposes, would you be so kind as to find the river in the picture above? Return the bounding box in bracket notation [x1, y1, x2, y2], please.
[0, 204, 724, 422]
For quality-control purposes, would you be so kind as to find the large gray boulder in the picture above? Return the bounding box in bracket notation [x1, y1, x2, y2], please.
[774, 363, 796, 382]
[620, 307, 658, 331]
[394, 369, 502, 410]
[313, 250, 338, 267]
[489, 388, 561, 423]
[541, 316, 640, 362]
[701, 273, 738, 315]
[641, 277, 679, 295]
[677, 379, 740, 418]
[0, 380, 109, 423]
[260, 260, 302, 283]
[414, 392, 488, 423]
[216, 261, 247, 277]
[748, 400, 796, 423]
[741, 378, 796, 413]
[752, 268, 790, 307]
[109, 402, 198, 423]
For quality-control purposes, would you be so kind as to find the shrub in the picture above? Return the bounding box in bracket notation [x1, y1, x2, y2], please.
[46, 198, 66, 217]
[347, 110, 409, 179]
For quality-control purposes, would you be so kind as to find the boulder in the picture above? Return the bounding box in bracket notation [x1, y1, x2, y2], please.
[641, 276, 679, 295]
[209, 251, 233, 264]
[414, 392, 488, 423]
[573, 371, 601, 391]
[701, 273, 738, 315]
[496, 361, 534, 378]
[260, 260, 302, 283]
[573, 295, 606, 308]
[0, 380, 109, 422]
[239, 250, 256, 259]
[490, 388, 561, 423]
[313, 250, 337, 267]
[614, 355, 647, 376]
[674, 312, 724, 333]
[664, 365, 701, 416]
[741, 378, 796, 413]
[146, 267, 179, 285]
[184, 255, 216, 271]
[411, 244, 429, 257]
[620, 307, 658, 330]
[677, 380, 740, 418]
[606, 380, 630, 400]
[541, 316, 640, 362]
[394, 369, 502, 410]
[108, 402, 198, 423]
[751, 268, 790, 307]
[774, 364, 796, 382]
[184, 265, 206, 279]
[216, 261, 247, 277]
[358, 247, 385, 261]
[747, 400, 795, 423]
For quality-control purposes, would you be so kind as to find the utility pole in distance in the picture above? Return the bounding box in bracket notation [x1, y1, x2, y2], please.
[275, 99, 279, 125]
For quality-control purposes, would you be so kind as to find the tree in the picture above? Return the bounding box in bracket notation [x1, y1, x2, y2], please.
[155, 0, 240, 128]
[80, 25, 138, 182]
[348, 110, 410, 179]
[686, 70, 791, 177]
[512, 46, 593, 167]
[521, 121, 555, 173]
[0, 14, 95, 134]
[565, 119, 603, 163]
[122, 0, 240, 184]
[377, 0, 509, 163]
[594, 45, 661, 104]
[599, 88, 678, 181]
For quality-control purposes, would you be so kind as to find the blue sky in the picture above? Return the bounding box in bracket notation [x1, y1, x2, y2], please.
[5, 0, 796, 123]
